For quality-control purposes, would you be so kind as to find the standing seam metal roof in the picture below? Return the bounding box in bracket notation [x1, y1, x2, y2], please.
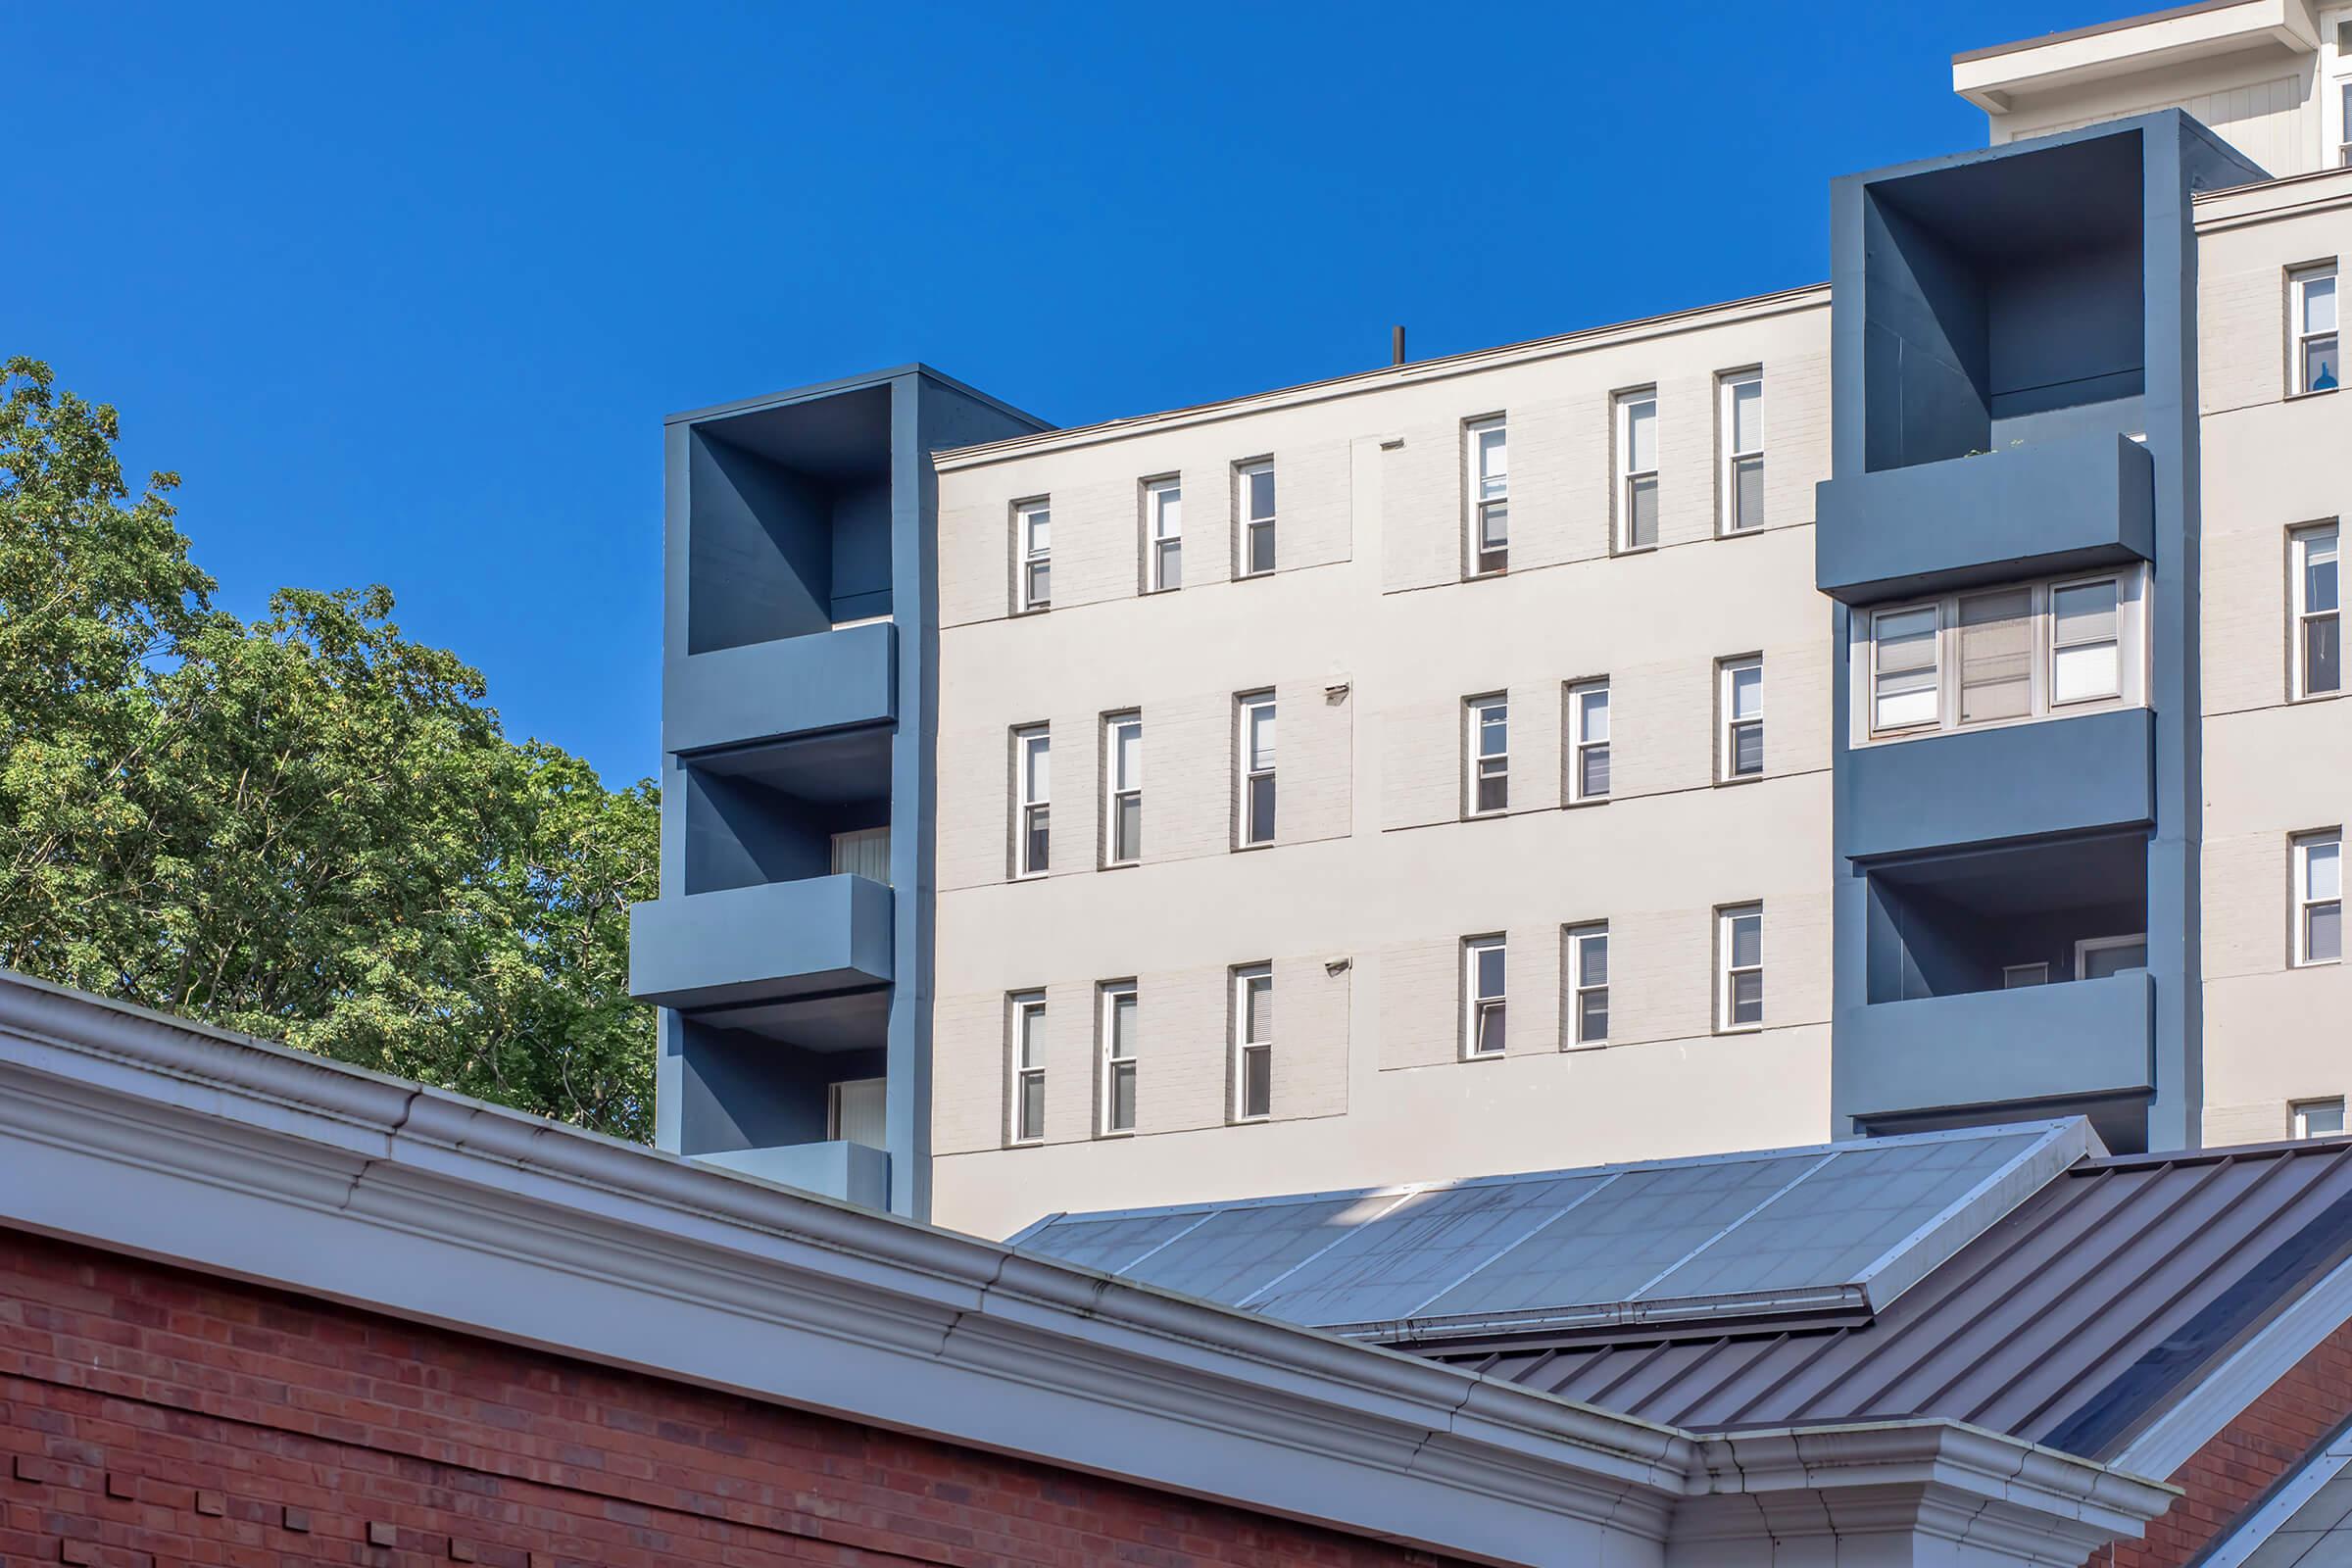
[1439, 1139, 2352, 1460]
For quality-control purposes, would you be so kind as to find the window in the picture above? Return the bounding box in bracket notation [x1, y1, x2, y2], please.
[1466, 695, 1508, 815]
[1718, 905, 1763, 1030]
[1617, 392, 1659, 551]
[2075, 934, 2148, 980]
[1100, 983, 1139, 1134]
[2342, 77, 2352, 167]
[2293, 264, 2338, 395]
[1015, 499, 1051, 612]
[1238, 460, 1276, 576]
[1238, 693, 1277, 847]
[2295, 524, 2341, 700]
[1233, 963, 1272, 1121]
[1009, 993, 1047, 1144]
[2002, 962, 2050, 988]
[2296, 1098, 2346, 1139]
[1719, 657, 1763, 779]
[1871, 605, 1940, 733]
[1720, 371, 1763, 534]
[1014, 726, 1050, 877]
[2295, 830, 2342, 966]
[1568, 680, 1610, 804]
[1146, 477, 1183, 592]
[1566, 924, 1608, 1047]
[1854, 571, 2145, 742]
[1466, 417, 1508, 575]
[2050, 577, 2122, 705]
[826, 1078, 887, 1147]
[1463, 936, 1506, 1056]
[1105, 712, 1143, 865]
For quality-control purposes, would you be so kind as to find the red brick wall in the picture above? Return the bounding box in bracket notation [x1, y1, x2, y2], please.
[0, 1229, 1464, 1568]
[2097, 1315, 2352, 1568]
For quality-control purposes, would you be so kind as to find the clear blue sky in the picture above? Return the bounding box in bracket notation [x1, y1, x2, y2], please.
[12, 1, 2123, 786]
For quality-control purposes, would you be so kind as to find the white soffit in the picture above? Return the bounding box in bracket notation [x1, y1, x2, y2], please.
[1953, 0, 2320, 114]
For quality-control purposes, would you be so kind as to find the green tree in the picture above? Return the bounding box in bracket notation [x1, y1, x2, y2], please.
[0, 356, 658, 1139]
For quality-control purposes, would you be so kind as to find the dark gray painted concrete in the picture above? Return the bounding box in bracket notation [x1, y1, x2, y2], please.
[1816, 430, 2154, 604]
[1827, 113, 2266, 1150]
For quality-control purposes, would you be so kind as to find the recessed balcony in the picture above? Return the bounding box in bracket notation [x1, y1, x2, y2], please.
[1836, 969, 2154, 1136]
[665, 618, 895, 756]
[630, 873, 893, 1014]
[1817, 430, 2154, 605]
[1841, 708, 2152, 861]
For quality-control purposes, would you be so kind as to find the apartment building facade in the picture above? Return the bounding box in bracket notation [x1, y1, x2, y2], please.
[629, 0, 2352, 1237]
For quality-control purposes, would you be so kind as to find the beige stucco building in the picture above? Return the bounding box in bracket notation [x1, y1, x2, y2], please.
[631, 0, 2352, 1238]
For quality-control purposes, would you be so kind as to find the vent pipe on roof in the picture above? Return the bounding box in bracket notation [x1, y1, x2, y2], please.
[1392, 325, 1406, 367]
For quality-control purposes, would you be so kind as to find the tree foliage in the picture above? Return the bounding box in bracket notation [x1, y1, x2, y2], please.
[0, 357, 658, 1139]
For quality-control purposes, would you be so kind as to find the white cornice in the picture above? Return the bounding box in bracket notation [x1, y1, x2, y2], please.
[930, 284, 1832, 471]
[0, 972, 2174, 1568]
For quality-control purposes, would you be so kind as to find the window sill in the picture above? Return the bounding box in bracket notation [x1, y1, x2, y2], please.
[1094, 1129, 1137, 1141]
[1611, 543, 1660, 558]
[1563, 796, 1611, 810]
[1236, 567, 1276, 583]
[1098, 859, 1140, 872]
[2287, 386, 2341, 402]
[1715, 523, 1770, 541]
[1143, 585, 1181, 596]
[2291, 957, 2343, 969]
[1010, 870, 1051, 883]
[1457, 1050, 1508, 1063]
[1713, 773, 1765, 788]
[1562, 1039, 1610, 1054]
[1231, 841, 1277, 855]
[2290, 689, 2346, 705]
[1460, 808, 1510, 823]
[1462, 568, 1509, 584]
[1715, 1023, 1765, 1036]
[1012, 605, 1050, 617]
[1004, 1138, 1045, 1150]
[1229, 1114, 1271, 1127]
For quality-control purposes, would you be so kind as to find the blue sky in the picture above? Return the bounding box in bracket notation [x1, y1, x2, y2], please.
[11, 0, 2124, 785]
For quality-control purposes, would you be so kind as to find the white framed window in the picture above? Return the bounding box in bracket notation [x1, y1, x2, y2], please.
[1238, 460, 1276, 577]
[1104, 711, 1143, 865]
[2293, 263, 2339, 395]
[2294, 829, 2342, 966]
[1870, 604, 1941, 733]
[2002, 962, 2050, 988]
[2050, 576, 2123, 706]
[1566, 923, 1608, 1048]
[2341, 75, 2352, 167]
[1851, 570, 2146, 744]
[2295, 1097, 2346, 1139]
[1466, 694, 1508, 815]
[829, 824, 891, 883]
[1718, 905, 1763, 1031]
[1720, 370, 1764, 534]
[1009, 992, 1047, 1144]
[2075, 934, 2148, 980]
[1145, 476, 1183, 592]
[1238, 692, 1277, 847]
[1567, 679, 1610, 804]
[1013, 725, 1050, 877]
[1099, 982, 1139, 1135]
[1617, 391, 1659, 551]
[1232, 963, 1273, 1122]
[1014, 498, 1051, 613]
[1463, 935, 1506, 1057]
[2294, 523, 2341, 700]
[827, 1077, 888, 1148]
[1466, 416, 1508, 576]
[1719, 657, 1763, 780]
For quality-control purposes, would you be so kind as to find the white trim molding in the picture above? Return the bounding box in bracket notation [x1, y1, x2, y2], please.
[0, 972, 2176, 1568]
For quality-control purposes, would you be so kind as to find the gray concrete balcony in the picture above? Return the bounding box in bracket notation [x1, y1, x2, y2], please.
[1835, 968, 2154, 1128]
[693, 1140, 891, 1208]
[1816, 430, 2154, 605]
[629, 873, 893, 1013]
[663, 618, 896, 756]
[1841, 708, 2153, 861]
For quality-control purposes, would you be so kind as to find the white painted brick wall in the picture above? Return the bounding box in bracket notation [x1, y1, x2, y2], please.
[1278, 678, 1354, 847]
[2200, 265, 2283, 416]
[1142, 691, 1233, 866]
[1764, 351, 1830, 531]
[1273, 440, 1353, 572]
[1381, 418, 1465, 594]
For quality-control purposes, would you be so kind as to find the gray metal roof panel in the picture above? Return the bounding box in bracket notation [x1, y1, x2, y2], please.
[1435, 1140, 2352, 1460]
